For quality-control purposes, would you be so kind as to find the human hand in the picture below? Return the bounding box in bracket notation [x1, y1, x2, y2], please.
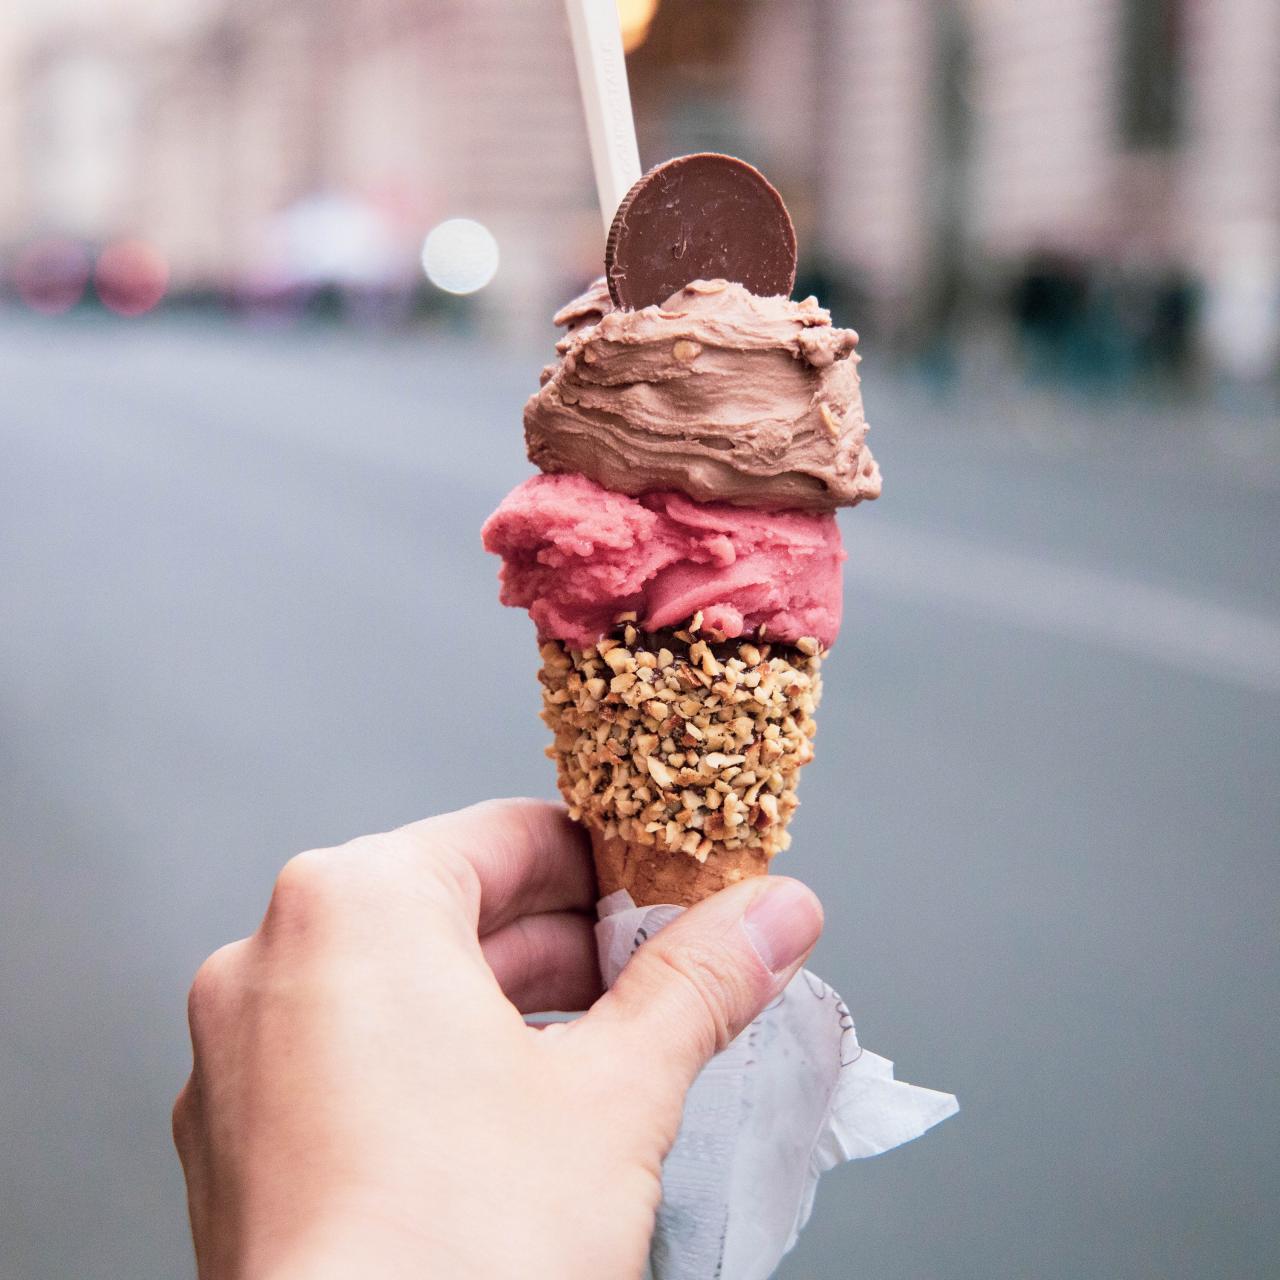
[173, 798, 823, 1279]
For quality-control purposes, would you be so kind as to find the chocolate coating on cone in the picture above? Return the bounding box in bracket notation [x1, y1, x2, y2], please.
[606, 153, 797, 310]
[592, 829, 769, 908]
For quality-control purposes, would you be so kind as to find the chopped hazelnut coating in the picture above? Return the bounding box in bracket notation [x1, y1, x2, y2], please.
[538, 626, 822, 865]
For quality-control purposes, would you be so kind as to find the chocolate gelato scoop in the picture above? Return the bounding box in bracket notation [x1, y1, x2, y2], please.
[524, 278, 881, 512]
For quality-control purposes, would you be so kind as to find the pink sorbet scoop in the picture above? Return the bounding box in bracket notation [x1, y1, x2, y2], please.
[482, 473, 845, 649]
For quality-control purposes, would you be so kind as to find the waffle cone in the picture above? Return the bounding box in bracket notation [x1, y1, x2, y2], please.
[590, 827, 770, 908]
[538, 623, 822, 907]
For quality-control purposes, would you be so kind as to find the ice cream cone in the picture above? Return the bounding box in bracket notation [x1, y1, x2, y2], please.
[589, 827, 770, 908]
[538, 619, 822, 907]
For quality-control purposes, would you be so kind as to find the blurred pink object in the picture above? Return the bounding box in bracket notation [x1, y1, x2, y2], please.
[13, 239, 91, 315]
[95, 241, 169, 316]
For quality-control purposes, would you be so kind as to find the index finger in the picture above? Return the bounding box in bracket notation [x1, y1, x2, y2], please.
[396, 798, 596, 935]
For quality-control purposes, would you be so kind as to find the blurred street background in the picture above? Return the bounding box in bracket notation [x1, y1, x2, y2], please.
[2, 1, 1278, 1278]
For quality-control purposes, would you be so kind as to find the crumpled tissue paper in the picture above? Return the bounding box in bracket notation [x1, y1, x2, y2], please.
[597, 890, 958, 1280]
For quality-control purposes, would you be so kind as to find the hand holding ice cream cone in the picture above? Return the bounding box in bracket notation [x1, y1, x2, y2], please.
[482, 30, 953, 1272]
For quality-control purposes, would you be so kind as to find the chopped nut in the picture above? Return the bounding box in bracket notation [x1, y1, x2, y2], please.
[818, 402, 842, 439]
[672, 340, 703, 363]
[536, 625, 822, 869]
[704, 752, 746, 770]
[602, 646, 635, 674]
[646, 756, 675, 789]
[540, 641, 569, 666]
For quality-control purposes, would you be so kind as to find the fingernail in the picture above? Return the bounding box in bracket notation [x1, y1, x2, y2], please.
[742, 879, 822, 975]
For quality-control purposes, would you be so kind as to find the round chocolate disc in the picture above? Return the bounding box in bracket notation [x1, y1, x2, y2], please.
[605, 153, 797, 310]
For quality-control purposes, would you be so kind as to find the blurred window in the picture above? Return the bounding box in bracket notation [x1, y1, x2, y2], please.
[1119, 0, 1185, 148]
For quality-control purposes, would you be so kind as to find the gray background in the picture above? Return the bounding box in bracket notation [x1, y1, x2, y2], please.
[2, 314, 1278, 1279]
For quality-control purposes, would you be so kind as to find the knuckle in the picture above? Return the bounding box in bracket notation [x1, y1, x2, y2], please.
[501, 914, 541, 976]
[187, 941, 242, 1027]
[268, 848, 344, 924]
[439, 845, 483, 910]
[355, 825, 477, 906]
[491, 914, 557, 1005]
[269, 830, 481, 938]
[409, 830, 482, 911]
[652, 939, 744, 1057]
[171, 1078, 196, 1149]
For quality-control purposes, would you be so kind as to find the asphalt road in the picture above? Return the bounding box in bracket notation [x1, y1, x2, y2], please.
[2, 312, 1278, 1279]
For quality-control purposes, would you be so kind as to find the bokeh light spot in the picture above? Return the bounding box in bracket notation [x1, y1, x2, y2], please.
[95, 240, 170, 316]
[14, 239, 91, 315]
[420, 219, 499, 295]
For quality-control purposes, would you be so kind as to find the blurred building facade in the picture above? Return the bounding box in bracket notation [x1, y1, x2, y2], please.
[0, 0, 597, 330]
[1, 0, 1277, 374]
[734, 0, 1280, 378]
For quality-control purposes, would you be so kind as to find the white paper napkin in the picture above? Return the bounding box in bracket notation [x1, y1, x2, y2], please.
[597, 891, 958, 1280]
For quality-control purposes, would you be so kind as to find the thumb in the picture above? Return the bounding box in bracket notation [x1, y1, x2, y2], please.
[577, 876, 823, 1098]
